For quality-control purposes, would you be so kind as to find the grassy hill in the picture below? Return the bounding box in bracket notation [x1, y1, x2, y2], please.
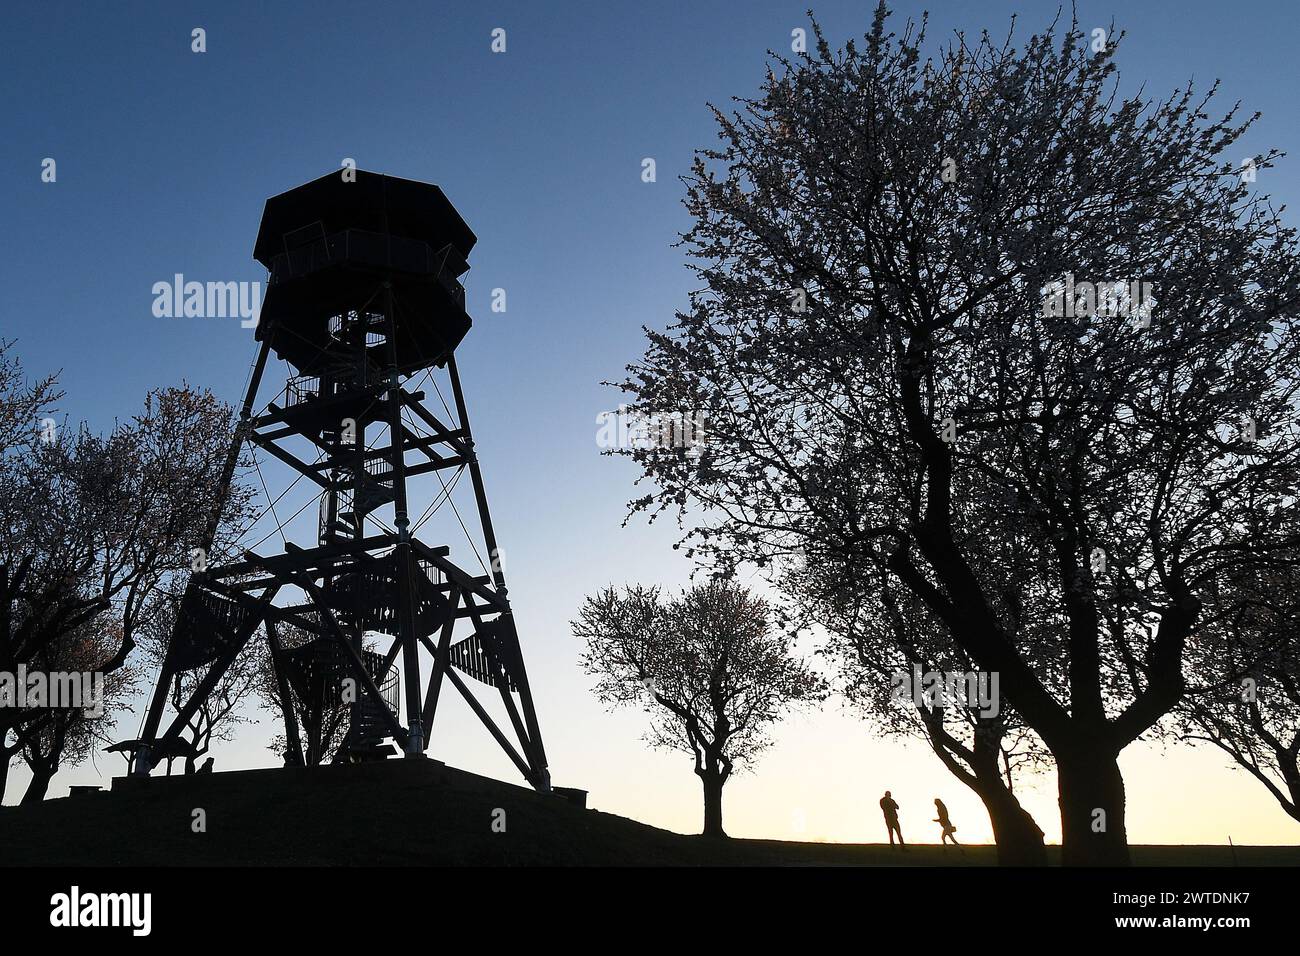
[1, 759, 1295, 866]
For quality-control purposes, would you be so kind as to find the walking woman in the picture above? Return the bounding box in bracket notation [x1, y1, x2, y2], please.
[934, 798, 963, 849]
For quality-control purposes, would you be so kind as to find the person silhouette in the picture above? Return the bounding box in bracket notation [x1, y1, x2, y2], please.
[880, 790, 904, 847]
[933, 798, 962, 849]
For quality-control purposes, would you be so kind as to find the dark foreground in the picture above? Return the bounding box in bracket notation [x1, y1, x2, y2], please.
[0, 760, 1294, 866]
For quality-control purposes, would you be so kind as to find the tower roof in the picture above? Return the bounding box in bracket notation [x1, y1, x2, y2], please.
[253, 170, 478, 270]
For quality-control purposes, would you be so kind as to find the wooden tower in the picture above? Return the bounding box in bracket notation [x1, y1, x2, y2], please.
[123, 170, 551, 790]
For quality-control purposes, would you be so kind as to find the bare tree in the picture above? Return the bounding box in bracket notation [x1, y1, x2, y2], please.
[574, 581, 826, 837]
[0, 355, 254, 802]
[614, 6, 1300, 864]
[0, 340, 63, 799]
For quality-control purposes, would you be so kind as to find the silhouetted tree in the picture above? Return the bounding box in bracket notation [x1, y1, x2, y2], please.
[0, 339, 62, 800]
[0, 347, 253, 801]
[615, 6, 1300, 864]
[574, 581, 826, 837]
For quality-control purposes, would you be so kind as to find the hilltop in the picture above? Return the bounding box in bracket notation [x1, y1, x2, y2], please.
[1, 760, 1294, 866]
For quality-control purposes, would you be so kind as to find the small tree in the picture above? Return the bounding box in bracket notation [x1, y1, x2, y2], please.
[574, 581, 826, 837]
[0, 362, 254, 802]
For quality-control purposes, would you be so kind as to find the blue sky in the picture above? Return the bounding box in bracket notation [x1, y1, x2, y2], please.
[2, 1, 1299, 843]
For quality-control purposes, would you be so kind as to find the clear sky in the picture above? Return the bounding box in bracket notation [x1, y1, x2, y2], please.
[2, 1, 1298, 845]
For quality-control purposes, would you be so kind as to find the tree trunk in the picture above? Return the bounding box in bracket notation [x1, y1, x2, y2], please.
[978, 781, 1048, 866]
[1057, 747, 1131, 866]
[928, 714, 1049, 865]
[698, 770, 727, 838]
[21, 766, 54, 806]
[1285, 772, 1300, 823]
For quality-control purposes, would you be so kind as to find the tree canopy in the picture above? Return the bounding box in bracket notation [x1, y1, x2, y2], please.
[574, 581, 825, 836]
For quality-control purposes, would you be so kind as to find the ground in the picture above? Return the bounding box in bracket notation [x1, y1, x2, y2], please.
[1, 760, 1295, 866]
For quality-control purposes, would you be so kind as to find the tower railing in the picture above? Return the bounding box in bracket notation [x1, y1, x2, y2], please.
[283, 376, 321, 408]
[268, 229, 467, 305]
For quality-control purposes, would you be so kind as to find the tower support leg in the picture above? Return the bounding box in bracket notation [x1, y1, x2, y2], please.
[382, 293, 426, 757]
[267, 620, 305, 767]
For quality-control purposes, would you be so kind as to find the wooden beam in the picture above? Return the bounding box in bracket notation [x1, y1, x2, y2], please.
[409, 540, 509, 614]
[247, 430, 331, 488]
[420, 586, 461, 745]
